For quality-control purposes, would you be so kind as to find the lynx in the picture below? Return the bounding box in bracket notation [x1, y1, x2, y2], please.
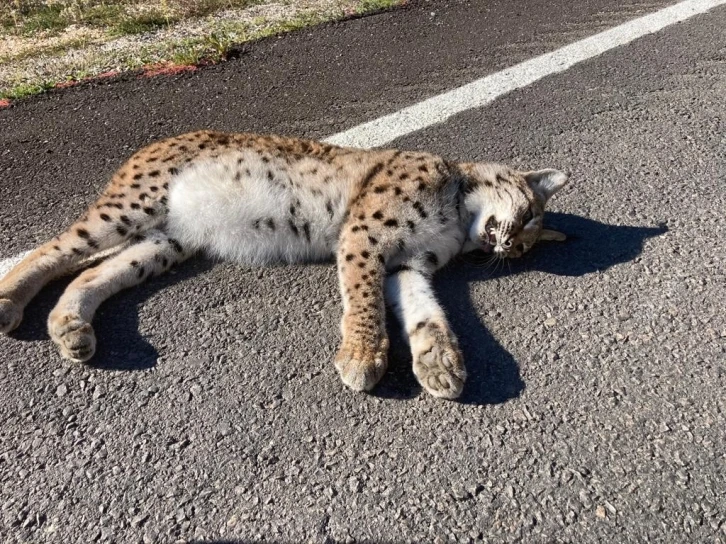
[0, 131, 569, 399]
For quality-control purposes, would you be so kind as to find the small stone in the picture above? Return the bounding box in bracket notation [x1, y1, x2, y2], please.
[544, 317, 557, 327]
[596, 505, 607, 519]
[56, 384, 68, 397]
[130, 513, 148, 527]
[92, 386, 104, 400]
[190, 385, 202, 398]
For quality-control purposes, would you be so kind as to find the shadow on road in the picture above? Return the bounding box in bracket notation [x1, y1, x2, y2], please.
[8, 257, 215, 371]
[9, 213, 665, 394]
[378, 212, 667, 405]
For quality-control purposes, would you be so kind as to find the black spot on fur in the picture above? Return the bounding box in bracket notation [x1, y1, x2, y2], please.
[143, 207, 155, 216]
[116, 226, 128, 236]
[137, 267, 145, 279]
[374, 185, 389, 194]
[130, 203, 140, 210]
[326, 201, 334, 218]
[361, 250, 370, 259]
[130, 183, 141, 189]
[368, 236, 378, 245]
[406, 220, 416, 231]
[267, 170, 274, 181]
[139, 193, 148, 200]
[351, 226, 360, 233]
[360, 162, 385, 190]
[149, 171, 160, 178]
[288, 220, 299, 236]
[130, 260, 139, 267]
[100, 213, 111, 222]
[372, 211, 384, 220]
[346, 254, 355, 262]
[133, 173, 143, 180]
[169, 239, 183, 253]
[266, 218, 275, 230]
[113, 203, 123, 210]
[198, 143, 207, 150]
[150, 186, 158, 192]
[383, 219, 398, 228]
[413, 201, 428, 219]
[399, 173, 409, 181]
[253, 219, 260, 229]
[120, 215, 132, 226]
[419, 165, 429, 173]
[425, 252, 439, 266]
[289, 205, 297, 216]
[302, 222, 311, 243]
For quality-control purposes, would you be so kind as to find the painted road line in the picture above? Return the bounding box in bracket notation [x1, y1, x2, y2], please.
[325, 0, 726, 148]
[2, 0, 726, 275]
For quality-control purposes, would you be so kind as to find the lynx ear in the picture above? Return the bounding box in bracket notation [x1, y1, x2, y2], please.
[525, 169, 569, 201]
[540, 229, 567, 242]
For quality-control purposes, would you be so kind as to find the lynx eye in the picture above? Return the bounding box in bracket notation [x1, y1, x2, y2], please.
[521, 208, 533, 225]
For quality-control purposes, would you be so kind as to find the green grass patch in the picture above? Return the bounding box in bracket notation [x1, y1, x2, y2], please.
[356, 0, 401, 14]
[110, 10, 174, 36]
[0, 80, 56, 100]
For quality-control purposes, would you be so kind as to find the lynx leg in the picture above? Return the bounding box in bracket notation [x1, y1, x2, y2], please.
[48, 230, 191, 362]
[385, 265, 466, 399]
[0, 196, 165, 334]
[333, 231, 389, 392]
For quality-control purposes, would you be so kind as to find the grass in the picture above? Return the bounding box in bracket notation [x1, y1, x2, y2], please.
[0, 0, 407, 102]
[1, 80, 56, 99]
[0, 0, 262, 36]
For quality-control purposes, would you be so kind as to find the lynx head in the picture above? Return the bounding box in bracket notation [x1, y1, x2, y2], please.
[461, 163, 569, 258]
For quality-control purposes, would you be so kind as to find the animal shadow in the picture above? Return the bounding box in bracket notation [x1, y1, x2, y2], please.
[384, 213, 666, 405]
[8, 257, 215, 370]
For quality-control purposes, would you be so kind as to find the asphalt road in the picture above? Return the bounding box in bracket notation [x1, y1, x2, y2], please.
[1, 0, 725, 542]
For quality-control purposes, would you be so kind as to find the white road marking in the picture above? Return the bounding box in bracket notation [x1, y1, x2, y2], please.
[2, 0, 725, 276]
[325, 0, 726, 148]
[0, 250, 30, 279]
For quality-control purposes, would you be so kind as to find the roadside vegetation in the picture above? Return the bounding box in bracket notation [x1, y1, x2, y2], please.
[0, 0, 404, 101]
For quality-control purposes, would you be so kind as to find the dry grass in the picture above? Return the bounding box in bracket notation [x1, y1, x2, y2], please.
[0, 0, 404, 100]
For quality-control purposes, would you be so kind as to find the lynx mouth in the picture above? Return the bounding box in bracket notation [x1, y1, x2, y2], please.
[480, 231, 496, 253]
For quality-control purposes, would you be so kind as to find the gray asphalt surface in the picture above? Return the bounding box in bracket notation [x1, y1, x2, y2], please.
[1, 0, 725, 542]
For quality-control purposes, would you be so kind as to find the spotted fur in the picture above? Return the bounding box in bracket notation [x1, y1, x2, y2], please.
[0, 131, 569, 399]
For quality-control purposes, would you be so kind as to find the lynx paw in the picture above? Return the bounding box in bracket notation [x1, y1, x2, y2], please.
[334, 336, 389, 392]
[413, 328, 466, 399]
[0, 298, 23, 333]
[49, 314, 97, 363]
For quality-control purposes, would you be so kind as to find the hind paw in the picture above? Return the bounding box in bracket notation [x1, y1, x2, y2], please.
[49, 314, 97, 363]
[0, 298, 23, 333]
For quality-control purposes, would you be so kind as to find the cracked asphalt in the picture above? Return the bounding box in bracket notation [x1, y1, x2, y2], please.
[0, 0, 724, 542]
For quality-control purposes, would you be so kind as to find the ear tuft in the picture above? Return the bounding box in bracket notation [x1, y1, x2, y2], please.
[525, 169, 569, 201]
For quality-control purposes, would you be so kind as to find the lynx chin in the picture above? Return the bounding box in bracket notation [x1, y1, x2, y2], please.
[0, 131, 570, 399]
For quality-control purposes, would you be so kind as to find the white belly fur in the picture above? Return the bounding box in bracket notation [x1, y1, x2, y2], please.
[166, 153, 348, 265]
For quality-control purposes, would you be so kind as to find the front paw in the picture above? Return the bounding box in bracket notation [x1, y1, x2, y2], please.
[334, 336, 389, 392]
[48, 313, 97, 363]
[412, 325, 466, 399]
